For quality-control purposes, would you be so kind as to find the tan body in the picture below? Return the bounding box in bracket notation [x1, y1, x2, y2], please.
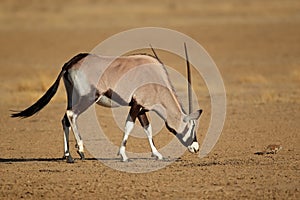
[70, 54, 186, 132]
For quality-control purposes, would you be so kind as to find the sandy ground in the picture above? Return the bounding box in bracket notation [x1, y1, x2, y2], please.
[0, 0, 299, 199]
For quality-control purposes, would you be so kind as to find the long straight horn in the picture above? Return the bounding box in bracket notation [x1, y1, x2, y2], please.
[184, 42, 193, 114]
[150, 44, 163, 64]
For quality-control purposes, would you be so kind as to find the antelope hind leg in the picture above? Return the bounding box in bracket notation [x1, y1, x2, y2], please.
[62, 114, 75, 163]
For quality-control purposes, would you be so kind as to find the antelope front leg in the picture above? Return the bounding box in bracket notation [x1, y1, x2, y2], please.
[138, 111, 163, 160]
[118, 99, 141, 162]
[144, 124, 163, 160]
[118, 120, 134, 162]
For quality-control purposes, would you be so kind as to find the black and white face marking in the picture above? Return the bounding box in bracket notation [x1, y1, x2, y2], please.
[184, 120, 199, 153]
[166, 119, 199, 153]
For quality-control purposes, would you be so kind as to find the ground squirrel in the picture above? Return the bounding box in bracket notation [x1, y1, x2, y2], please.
[255, 144, 282, 155]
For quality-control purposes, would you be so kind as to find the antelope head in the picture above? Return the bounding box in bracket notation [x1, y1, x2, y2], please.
[166, 109, 202, 153]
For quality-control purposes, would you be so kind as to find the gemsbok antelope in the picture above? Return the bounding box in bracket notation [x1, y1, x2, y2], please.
[11, 46, 202, 163]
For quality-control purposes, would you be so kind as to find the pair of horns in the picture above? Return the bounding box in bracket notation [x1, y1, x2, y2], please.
[150, 43, 193, 114]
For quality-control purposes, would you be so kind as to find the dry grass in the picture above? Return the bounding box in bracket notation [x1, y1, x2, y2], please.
[15, 73, 65, 104]
[17, 79, 41, 92]
[237, 74, 268, 85]
[255, 89, 299, 104]
[259, 90, 283, 104]
[290, 69, 300, 82]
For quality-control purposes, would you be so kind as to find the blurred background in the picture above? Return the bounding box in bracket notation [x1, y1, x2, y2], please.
[0, 0, 299, 104]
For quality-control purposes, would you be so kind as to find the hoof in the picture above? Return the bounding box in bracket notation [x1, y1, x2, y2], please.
[119, 156, 129, 162]
[152, 152, 163, 160]
[121, 158, 130, 162]
[117, 149, 129, 162]
[66, 156, 75, 163]
[156, 156, 164, 160]
[77, 151, 85, 160]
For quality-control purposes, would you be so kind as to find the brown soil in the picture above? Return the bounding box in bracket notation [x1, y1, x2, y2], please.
[0, 0, 299, 199]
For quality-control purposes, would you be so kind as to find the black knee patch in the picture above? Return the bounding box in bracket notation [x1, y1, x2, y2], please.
[122, 140, 127, 147]
[138, 109, 149, 127]
[62, 114, 70, 127]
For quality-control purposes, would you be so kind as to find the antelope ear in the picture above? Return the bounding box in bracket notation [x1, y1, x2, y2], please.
[183, 109, 202, 122]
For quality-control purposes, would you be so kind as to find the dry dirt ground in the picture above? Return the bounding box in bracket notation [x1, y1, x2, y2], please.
[0, 0, 299, 199]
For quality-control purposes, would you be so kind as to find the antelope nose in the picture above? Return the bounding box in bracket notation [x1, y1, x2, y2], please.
[188, 142, 199, 153]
